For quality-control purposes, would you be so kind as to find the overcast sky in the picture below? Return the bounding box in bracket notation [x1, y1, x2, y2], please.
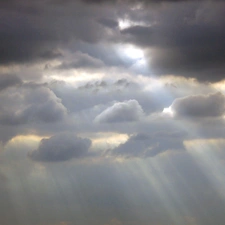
[1, 0, 225, 224]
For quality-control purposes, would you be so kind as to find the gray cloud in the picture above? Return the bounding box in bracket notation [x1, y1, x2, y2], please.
[171, 92, 225, 118]
[0, 0, 113, 65]
[94, 99, 144, 123]
[120, 1, 225, 81]
[108, 131, 185, 158]
[28, 133, 92, 162]
[56, 52, 105, 70]
[98, 17, 118, 28]
[0, 84, 67, 125]
[0, 74, 22, 91]
[1, 0, 225, 83]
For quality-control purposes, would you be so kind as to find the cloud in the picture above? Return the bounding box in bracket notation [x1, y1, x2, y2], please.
[170, 92, 225, 118]
[28, 133, 92, 162]
[98, 18, 118, 28]
[81, 0, 210, 4]
[0, 0, 111, 65]
[0, 84, 67, 125]
[1, 0, 225, 83]
[0, 74, 22, 91]
[108, 132, 185, 158]
[120, 1, 225, 82]
[56, 52, 104, 70]
[94, 100, 144, 123]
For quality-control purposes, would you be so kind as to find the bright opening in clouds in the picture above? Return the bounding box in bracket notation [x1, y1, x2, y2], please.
[123, 45, 144, 60]
[1, 0, 225, 225]
[162, 106, 174, 117]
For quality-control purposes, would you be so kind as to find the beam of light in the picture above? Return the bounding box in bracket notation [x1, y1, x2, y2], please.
[185, 139, 225, 200]
[112, 158, 196, 225]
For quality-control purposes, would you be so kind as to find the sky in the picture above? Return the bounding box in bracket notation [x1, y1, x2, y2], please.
[1, 0, 225, 224]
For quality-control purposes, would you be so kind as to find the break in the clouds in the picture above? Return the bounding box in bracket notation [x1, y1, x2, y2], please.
[28, 133, 92, 162]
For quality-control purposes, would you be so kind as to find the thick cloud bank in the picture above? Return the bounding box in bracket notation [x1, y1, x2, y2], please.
[28, 133, 92, 162]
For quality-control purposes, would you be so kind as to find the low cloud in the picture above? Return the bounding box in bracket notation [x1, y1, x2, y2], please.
[94, 99, 144, 123]
[0, 84, 67, 125]
[108, 132, 185, 158]
[170, 92, 225, 118]
[0, 74, 22, 91]
[56, 52, 105, 70]
[28, 133, 92, 162]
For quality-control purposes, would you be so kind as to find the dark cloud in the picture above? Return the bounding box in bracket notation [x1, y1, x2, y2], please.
[120, 1, 225, 81]
[28, 133, 92, 162]
[98, 18, 118, 28]
[94, 100, 144, 123]
[171, 92, 225, 118]
[0, 74, 22, 91]
[1, 0, 225, 83]
[81, 0, 212, 4]
[0, 0, 111, 65]
[108, 132, 185, 158]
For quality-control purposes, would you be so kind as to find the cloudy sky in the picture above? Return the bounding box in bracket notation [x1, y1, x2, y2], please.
[1, 0, 225, 224]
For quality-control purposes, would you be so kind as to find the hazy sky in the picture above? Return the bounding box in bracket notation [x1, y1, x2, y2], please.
[1, 0, 225, 224]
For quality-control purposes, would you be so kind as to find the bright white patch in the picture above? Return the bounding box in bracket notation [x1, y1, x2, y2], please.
[124, 45, 144, 60]
[118, 18, 150, 30]
[163, 106, 174, 117]
[118, 19, 132, 29]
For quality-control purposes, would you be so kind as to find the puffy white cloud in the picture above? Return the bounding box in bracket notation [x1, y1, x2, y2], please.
[94, 99, 144, 123]
[28, 133, 92, 162]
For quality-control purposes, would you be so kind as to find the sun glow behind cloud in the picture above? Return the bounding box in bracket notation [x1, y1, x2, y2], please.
[162, 106, 174, 117]
[118, 44, 148, 71]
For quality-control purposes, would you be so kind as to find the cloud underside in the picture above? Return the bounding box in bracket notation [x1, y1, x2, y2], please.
[0, 1, 225, 81]
[95, 100, 144, 123]
[28, 133, 92, 162]
[171, 92, 225, 118]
